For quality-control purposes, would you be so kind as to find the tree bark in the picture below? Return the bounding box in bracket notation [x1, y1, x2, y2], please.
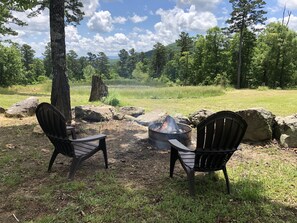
[237, 27, 244, 89]
[49, 0, 71, 121]
[89, 75, 108, 102]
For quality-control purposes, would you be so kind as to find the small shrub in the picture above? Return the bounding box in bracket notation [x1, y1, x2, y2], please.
[214, 73, 230, 88]
[37, 75, 50, 83]
[103, 93, 120, 106]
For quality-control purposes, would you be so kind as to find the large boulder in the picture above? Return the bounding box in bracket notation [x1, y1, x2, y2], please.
[74, 105, 115, 122]
[236, 108, 275, 142]
[275, 114, 297, 147]
[119, 106, 145, 117]
[5, 97, 39, 118]
[135, 110, 167, 126]
[188, 109, 214, 126]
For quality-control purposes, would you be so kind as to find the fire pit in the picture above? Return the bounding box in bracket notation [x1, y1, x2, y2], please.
[148, 116, 192, 150]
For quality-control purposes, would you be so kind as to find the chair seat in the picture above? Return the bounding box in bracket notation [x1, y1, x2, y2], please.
[178, 151, 195, 169]
[72, 142, 98, 157]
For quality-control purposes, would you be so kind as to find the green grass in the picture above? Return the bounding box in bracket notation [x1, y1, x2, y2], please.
[17, 158, 296, 223]
[0, 100, 296, 222]
[2, 83, 297, 116]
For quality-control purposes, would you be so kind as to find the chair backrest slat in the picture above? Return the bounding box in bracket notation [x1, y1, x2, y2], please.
[36, 103, 74, 157]
[194, 111, 247, 171]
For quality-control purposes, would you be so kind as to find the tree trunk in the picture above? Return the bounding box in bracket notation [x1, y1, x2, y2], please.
[89, 75, 108, 102]
[49, 0, 71, 121]
[237, 28, 244, 89]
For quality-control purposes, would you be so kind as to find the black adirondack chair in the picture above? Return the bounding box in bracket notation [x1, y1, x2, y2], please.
[36, 102, 108, 180]
[169, 111, 247, 196]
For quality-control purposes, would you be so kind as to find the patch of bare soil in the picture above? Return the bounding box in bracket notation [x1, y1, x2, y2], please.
[0, 114, 296, 221]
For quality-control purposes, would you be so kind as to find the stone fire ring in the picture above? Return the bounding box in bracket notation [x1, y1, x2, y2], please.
[148, 122, 192, 150]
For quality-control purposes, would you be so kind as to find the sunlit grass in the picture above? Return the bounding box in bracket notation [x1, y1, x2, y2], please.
[1, 83, 297, 116]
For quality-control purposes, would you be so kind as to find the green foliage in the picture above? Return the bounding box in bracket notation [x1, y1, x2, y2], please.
[132, 62, 150, 82]
[117, 49, 130, 78]
[226, 0, 267, 88]
[67, 49, 83, 80]
[42, 42, 52, 78]
[0, 44, 25, 87]
[37, 75, 50, 83]
[83, 64, 98, 82]
[252, 22, 297, 88]
[0, 1, 34, 36]
[176, 31, 193, 55]
[20, 44, 35, 71]
[214, 73, 230, 88]
[102, 92, 120, 106]
[150, 42, 167, 78]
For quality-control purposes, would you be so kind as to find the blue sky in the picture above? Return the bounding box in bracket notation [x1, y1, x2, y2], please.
[5, 0, 297, 57]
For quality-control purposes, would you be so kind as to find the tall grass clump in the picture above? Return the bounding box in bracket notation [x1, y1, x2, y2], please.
[102, 92, 121, 106]
[105, 78, 165, 87]
[111, 85, 225, 99]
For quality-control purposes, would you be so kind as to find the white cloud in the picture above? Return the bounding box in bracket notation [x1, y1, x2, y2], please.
[87, 10, 113, 32]
[278, 0, 297, 10]
[177, 0, 222, 11]
[267, 15, 297, 31]
[64, 5, 219, 57]
[11, 7, 49, 33]
[287, 15, 297, 30]
[155, 5, 217, 35]
[113, 16, 127, 24]
[66, 26, 81, 43]
[81, 0, 100, 17]
[129, 14, 148, 23]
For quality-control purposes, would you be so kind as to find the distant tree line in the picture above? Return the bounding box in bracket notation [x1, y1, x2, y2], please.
[1, 21, 296, 89]
[1, 0, 297, 89]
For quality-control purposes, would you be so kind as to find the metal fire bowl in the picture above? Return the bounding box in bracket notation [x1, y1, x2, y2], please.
[148, 122, 192, 150]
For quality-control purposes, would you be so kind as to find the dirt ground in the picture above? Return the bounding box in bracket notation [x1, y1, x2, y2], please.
[0, 114, 296, 221]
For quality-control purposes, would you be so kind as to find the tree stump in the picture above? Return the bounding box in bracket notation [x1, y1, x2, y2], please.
[89, 75, 108, 102]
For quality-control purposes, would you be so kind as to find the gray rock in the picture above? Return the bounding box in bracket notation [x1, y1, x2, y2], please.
[236, 108, 275, 142]
[275, 114, 297, 147]
[74, 105, 115, 122]
[119, 106, 145, 117]
[135, 110, 167, 126]
[173, 113, 191, 125]
[189, 109, 214, 126]
[123, 114, 137, 122]
[5, 97, 39, 118]
[113, 112, 125, 120]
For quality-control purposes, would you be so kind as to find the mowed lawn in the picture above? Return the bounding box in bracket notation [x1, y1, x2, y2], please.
[1, 83, 297, 116]
[0, 83, 296, 222]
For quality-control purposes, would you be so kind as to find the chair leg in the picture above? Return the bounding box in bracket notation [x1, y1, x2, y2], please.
[101, 139, 108, 169]
[68, 157, 81, 180]
[48, 150, 59, 172]
[223, 167, 230, 194]
[170, 147, 179, 177]
[187, 170, 195, 196]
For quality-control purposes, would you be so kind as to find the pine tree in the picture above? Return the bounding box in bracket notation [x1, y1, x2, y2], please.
[226, 0, 267, 88]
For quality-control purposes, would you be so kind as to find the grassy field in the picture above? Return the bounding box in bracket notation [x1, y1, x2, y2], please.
[1, 82, 297, 116]
[0, 83, 296, 222]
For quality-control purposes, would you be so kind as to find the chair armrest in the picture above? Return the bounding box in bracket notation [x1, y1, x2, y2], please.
[66, 125, 75, 131]
[66, 125, 76, 139]
[70, 134, 106, 143]
[168, 139, 194, 153]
